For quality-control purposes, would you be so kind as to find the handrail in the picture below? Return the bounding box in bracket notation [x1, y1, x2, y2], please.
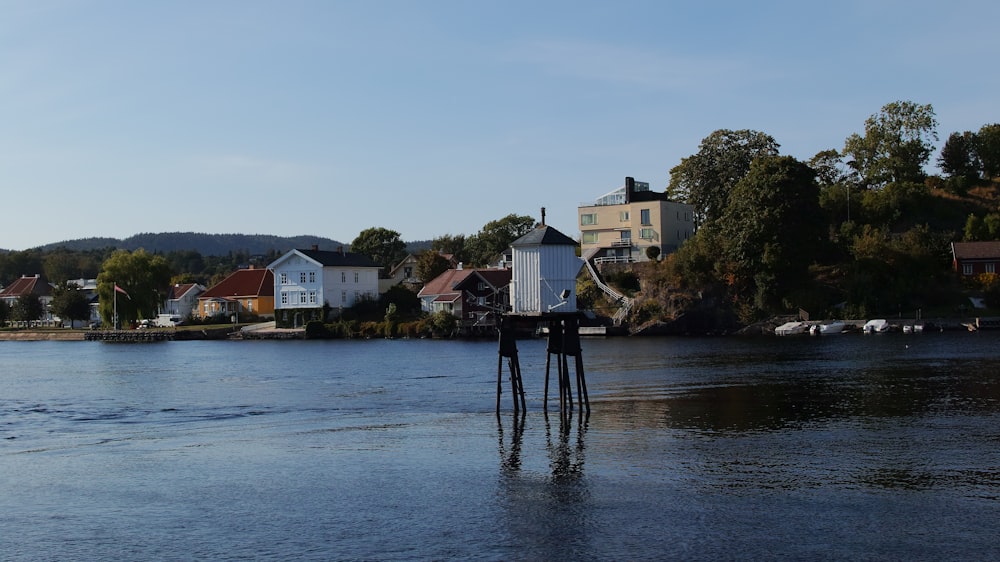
[583, 259, 633, 326]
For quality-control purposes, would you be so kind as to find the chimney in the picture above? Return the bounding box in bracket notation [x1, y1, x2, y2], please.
[625, 176, 635, 204]
[540, 207, 546, 226]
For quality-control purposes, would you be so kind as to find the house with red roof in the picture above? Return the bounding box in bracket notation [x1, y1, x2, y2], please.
[951, 241, 1000, 276]
[195, 267, 274, 320]
[418, 266, 512, 332]
[0, 274, 55, 322]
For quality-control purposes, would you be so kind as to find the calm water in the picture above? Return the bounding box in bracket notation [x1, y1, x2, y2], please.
[2, 333, 1000, 560]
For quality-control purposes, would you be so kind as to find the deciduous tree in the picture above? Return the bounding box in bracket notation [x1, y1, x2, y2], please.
[464, 214, 536, 266]
[843, 100, 938, 189]
[49, 282, 92, 328]
[350, 227, 407, 277]
[97, 249, 172, 327]
[12, 294, 44, 323]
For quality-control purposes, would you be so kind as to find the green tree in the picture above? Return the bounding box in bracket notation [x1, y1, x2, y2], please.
[0, 299, 10, 326]
[49, 282, 92, 328]
[97, 249, 172, 328]
[415, 250, 451, 284]
[939, 131, 981, 181]
[464, 214, 536, 266]
[431, 234, 468, 264]
[721, 155, 823, 317]
[976, 123, 1000, 179]
[667, 129, 780, 227]
[843, 100, 938, 189]
[350, 227, 407, 277]
[12, 294, 44, 323]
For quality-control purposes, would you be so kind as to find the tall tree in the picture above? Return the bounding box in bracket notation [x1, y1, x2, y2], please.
[12, 294, 45, 323]
[843, 100, 938, 189]
[49, 282, 92, 328]
[97, 249, 172, 327]
[976, 123, 1000, 179]
[350, 227, 407, 277]
[464, 214, 537, 266]
[720, 155, 823, 317]
[431, 234, 468, 264]
[938, 131, 981, 181]
[415, 250, 452, 284]
[667, 129, 780, 227]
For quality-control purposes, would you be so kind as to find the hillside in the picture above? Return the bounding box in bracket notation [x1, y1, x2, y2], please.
[35, 232, 347, 256]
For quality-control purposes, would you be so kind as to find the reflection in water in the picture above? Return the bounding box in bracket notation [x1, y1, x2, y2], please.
[496, 412, 593, 559]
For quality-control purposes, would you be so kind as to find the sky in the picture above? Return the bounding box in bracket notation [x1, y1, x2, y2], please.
[2, 0, 999, 251]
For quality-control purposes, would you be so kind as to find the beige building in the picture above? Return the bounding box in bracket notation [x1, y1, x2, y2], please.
[578, 177, 695, 263]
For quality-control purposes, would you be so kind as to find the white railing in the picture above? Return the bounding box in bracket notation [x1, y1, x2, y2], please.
[583, 259, 633, 326]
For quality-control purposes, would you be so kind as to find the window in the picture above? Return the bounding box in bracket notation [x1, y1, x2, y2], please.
[640, 228, 655, 240]
[354, 272, 359, 283]
[580, 213, 597, 225]
[341, 272, 346, 283]
[582, 232, 599, 244]
[281, 292, 288, 304]
[619, 211, 630, 221]
[341, 290, 347, 304]
[404, 266, 412, 278]
[309, 291, 317, 304]
[299, 272, 307, 284]
[620, 230, 631, 241]
[477, 296, 486, 306]
[478, 282, 487, 291]
[309, 271, 316, 283]
[299, 292, 308, 304]
[280, 272, 288, 284]
[640, 209, 651, 225]
[988, 263, 996, 274]
[963, 264, 974, 275]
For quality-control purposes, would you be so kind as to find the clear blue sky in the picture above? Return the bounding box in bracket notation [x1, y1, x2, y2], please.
[3, 0, 998, 251]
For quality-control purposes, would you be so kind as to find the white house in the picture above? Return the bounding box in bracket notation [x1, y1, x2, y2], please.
[268, 246, 381, 328]
[509, 225, 583, 315]
[163, 283, 205, 320]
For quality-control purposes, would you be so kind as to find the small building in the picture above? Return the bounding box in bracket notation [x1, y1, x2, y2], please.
[163, 283, 206, 320]
[452, 268, 512, 332]
[268, 246, 380, 328]
[0, 274, 55, 322]
[195, 267, 274, 321]
[578, 176, 695, 263]
[417, 266, 476, 316]
[952, 241, 1000, 276]
[509, 225, 583, 315]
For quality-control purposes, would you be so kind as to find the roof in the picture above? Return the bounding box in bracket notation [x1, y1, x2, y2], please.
[952, 241, 1000, 260]
[454, 268, 512, 290]
[417, 268, 475, 299]
[510, 225, 577, 247]
[0, 275, 52, 298]
[200, 268, 274, 299]
[297, 248, 379, 268]
[167, 283, 204, 300]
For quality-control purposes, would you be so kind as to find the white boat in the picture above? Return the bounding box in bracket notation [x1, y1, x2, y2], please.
[813, 320, 846, 335]
[863, 319, 889, 334]
[775, 321, 809, 336]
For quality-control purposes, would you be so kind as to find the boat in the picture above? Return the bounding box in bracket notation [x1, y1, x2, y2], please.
[812, 320, 846, 335]
[863, 319, 889, 334]
[775, 321, 809, 336]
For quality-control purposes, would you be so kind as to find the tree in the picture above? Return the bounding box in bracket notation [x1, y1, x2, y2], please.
[938, 131, 981, 181]
[464, 214, 537, 266]
[49, 282, 92, 328]
[97, 249, 172, 328]
[843, 100, 938, 189]
[976, 123, 1000, 179]
[667, 129, 780, 227]
[0, 299, 10, 326]
[431, 234, 468, 264]
[12, 294, 44, 323]
[350, 227, 407, 277]
[415, 250, 451, 284]
[720, 155, 823, 316]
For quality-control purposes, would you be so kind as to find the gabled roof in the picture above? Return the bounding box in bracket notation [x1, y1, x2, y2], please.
[511, 225, 577, 247]
[167, 283, 204, 300]
[453, 268, 512, 291]
[269, 248, 379, 269]
[200, 268, 274, 299]
[417, 268, 475, 299]
[0, 274, 52, 298]
[952, 241, 1000, 260]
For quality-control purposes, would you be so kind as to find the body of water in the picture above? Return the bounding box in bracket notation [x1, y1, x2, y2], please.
[2, 332, 999, 560]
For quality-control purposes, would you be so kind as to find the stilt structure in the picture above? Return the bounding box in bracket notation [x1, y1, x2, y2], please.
[543, 314, 589, 416]
[496, 316, 526, 415]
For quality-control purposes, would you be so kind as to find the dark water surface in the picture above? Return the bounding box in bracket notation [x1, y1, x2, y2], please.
[2, 333, 999, 560]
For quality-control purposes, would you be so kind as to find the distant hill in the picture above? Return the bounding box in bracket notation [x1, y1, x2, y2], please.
[32, 232, 435, 257]
[36, 232, 348, 256]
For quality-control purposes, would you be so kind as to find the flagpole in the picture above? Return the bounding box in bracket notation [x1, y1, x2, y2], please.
[114, 282, 118, 330]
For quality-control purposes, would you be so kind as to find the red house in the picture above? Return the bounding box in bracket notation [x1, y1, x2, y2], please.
[951, 241, 1000, 276]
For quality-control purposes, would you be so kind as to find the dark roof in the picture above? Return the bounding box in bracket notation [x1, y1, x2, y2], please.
[417, 268, 475, 299]
[298, 248, 379, 268]
[952, 241, 1000, 260]
[0, 275, 52, 298]
[200, 268, 274, 299]
[510, 225, 577, 247]
[166, 283, 202, 300]
[454, 269, 512, 290]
